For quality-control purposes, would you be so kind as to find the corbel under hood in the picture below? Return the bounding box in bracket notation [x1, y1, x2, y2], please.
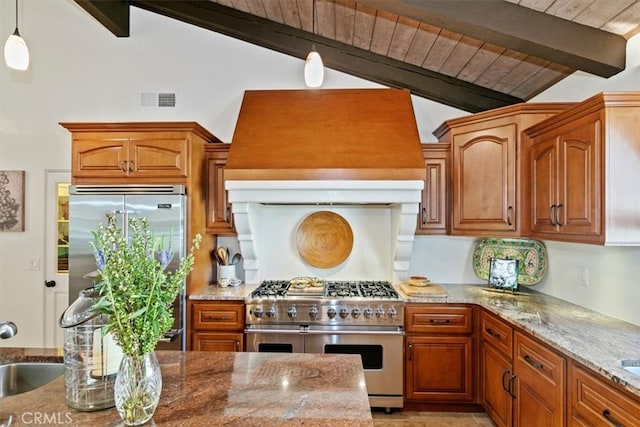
[224, 89, 426, 283]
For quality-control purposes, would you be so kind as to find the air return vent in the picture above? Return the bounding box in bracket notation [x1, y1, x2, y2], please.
[139, 92, 176, 108]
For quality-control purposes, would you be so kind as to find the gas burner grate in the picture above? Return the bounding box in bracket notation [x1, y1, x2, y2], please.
[251, 280, 290, 298]
[252, 279, 399, 300]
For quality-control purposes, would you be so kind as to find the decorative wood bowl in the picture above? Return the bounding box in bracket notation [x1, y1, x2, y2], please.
[296, 211, 353, 268]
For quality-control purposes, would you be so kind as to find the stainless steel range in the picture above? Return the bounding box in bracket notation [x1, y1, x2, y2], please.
[245, 279, 404, 410]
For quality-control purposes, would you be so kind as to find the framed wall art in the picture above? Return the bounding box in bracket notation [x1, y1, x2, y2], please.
[0, 170, 25, 232]
[488, 258, 519, 292]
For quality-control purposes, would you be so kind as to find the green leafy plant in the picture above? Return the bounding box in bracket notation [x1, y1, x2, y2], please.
[90, 214, 201, 356]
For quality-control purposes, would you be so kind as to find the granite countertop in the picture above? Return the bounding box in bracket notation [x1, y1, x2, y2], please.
[189, 281, 640, 399]
[0, 350, 373, 426]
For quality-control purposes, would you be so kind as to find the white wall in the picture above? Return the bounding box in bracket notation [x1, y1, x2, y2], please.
[1, 0, 639, 347]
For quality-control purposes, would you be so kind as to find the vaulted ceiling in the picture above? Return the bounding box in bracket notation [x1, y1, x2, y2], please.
[74, 0, 639, 113]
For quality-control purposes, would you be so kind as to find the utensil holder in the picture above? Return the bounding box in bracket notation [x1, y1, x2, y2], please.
[218, 265, 236, 283]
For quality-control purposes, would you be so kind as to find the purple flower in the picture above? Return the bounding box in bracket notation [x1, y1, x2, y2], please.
[158, 249, 172, 268]
[95, 250, 105, 271]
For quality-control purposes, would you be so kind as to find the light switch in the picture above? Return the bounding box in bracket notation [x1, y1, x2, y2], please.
[28, 257, 41, 271]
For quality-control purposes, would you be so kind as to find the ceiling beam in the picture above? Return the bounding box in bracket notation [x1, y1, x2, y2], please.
[130, 0, 521, 112]
[358, 0, 626, 77]
[73, 0, 130, 37]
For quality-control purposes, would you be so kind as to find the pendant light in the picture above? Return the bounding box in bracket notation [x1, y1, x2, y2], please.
[304, 0, 324, 87]
[4, 0, 30, 71]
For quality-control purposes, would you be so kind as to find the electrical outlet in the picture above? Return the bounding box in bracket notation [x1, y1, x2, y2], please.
[28, 257, 41, 271]
[578, 266, 589, 287]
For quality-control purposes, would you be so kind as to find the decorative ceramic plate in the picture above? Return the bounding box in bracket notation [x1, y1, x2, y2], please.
[296, 211, 353, 268]
[472, 238, 547, 286]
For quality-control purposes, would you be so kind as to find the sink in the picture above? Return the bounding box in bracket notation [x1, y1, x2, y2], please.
[0, 362, 64, 397]
[621, 360, 640, 376]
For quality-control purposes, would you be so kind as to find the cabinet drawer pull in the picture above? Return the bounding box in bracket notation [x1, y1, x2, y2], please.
[429, 319, 451, 324]
[203, 315, 230, 321]
[120, 160, 128, 173]
[508, 374, 516, 399]
[524, 354, 544, 370]
[548, 204, 557, 225]
[602, 409, 623, 427]
[501, 369, 511, 393]
[555, 204, 563, 226]
[408, 343, 413, 361]
[485, 327, 501, 339]
[507, 206, 513, 226]
[421, 206, 427, 225]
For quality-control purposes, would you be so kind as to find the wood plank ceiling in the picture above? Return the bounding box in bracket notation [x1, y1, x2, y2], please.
[75, 0, 639, 113]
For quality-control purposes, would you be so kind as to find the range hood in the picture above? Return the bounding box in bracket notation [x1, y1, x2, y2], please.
[225, 89, 426, 283]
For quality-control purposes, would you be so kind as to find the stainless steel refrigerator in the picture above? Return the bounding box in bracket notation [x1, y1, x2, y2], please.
[68, 185, 187, 351]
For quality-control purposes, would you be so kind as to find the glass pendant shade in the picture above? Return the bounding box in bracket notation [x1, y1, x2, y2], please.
[304, 46, 324, 88]
[4, 28, 29, 71]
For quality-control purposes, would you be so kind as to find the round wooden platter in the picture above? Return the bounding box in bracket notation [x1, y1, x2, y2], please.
[296, 211, 353, 268]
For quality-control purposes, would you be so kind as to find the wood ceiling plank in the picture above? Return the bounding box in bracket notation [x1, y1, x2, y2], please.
[213, 0, 235, 7]
[370, 10, 398, 55]
[334, 0, 357, 44]
[438, 35, 484, 77]
[353, 3, 376, 49]
[602, 2, 640, 38]
[230, 0, 251, 13]
[493, 55, 550, 93]
[244, 0, 267, 18]
[278, 0, 302, 27]
[544, 0, 593, 20]
[509, 62, 573, 98]
[404, 23, 440, 67]
[73, 0, 130, 37]
[262, 0, 285, 23]
[356, 0, 626, 77]
[297, 0, 312, 31]
[422, 29, 462, 71]
[516, 0, 557, 10]
[387, 16, 420, 61]
[573, 0, 635, 29]
[457, 43, 506, 83]
[316, 0, 336, 39]
[474, 49, 528, 88]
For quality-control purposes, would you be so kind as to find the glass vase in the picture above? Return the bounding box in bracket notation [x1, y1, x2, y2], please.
[114, 352, 162, 426]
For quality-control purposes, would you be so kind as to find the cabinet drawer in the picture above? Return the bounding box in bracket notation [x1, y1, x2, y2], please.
[514, 332, 565, 394]
[405, 305, 473, 334]
[191, 332, 244, 352]
[480, 310, 513, 357]
[569, 361, 640, 427]
[191, 302, 244, 331]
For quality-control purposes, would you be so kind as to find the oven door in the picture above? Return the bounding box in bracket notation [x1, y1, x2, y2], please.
[305, 328, 404, 408]
[245, 327, 305, 353]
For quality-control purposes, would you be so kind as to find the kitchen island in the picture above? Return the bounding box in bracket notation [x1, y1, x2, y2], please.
[0, 351, 373, 426]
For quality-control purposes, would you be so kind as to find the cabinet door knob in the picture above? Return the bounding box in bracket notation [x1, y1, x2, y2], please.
[555, 204, 563, 226]
[602, 409, 623, 427]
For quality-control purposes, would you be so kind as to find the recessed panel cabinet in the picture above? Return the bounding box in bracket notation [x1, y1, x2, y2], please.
[434, 103, 572, 237]
[525, 92, 640, 245]
[205, 144, 235, 235]
[189, 301, 244, 352]
[416, 144, 449, 235]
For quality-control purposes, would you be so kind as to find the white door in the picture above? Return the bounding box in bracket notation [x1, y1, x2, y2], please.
[44, 170, 70, 348]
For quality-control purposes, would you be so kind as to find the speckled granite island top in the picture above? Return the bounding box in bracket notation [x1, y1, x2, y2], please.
[0, 351, 373, 427]
[189, 281, 640, 399]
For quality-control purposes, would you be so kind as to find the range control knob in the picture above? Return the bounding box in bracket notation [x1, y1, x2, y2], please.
[376, 306, 385, 318]
[309, 306, 319, 320]
[266, 306, 276, 318]
[363, 307, 373, 319]
[253, 307, 264, 318]
[327, 307, 337, 319]
[388, 305, 398, 319]
[339, 307, 349, 319]
[287, 306, 297, 319]
[351, 307, 362, 318]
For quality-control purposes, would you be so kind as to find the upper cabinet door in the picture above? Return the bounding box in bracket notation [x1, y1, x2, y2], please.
[452, 124, 516, 234]
[129, 136, 188, 178]
[72, 137, 129, 178]
[530, 136, 558, 234]
[417, 144, 449, 235]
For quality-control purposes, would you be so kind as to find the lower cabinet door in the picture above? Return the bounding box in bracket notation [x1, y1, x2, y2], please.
[191, 332, 243, 352]
[405, 336, 474, 402]
[481, 342, 513, 427]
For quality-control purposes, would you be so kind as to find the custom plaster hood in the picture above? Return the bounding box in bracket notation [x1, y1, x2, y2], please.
[225, 88, 426, 283]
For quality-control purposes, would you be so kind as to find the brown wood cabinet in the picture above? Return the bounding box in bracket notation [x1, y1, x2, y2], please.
[405, 305, 476, 404]
[189, 301, 244, 352]
[569, 360, 640, 426]
[480, 310, 514, 427]
[416, 144, 449, 235]
[513, 331, 566, 426]
[205, 144, 235, 235]
[60, 122, 220, 296]
[433, 103, 572, 237]
[524, 92, 640, 245]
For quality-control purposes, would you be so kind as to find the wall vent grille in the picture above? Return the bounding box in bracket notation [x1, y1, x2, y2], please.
[139, 92, 176, 108]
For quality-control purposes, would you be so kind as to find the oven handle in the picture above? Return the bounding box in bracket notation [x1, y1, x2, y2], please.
[304, 328, 404, 335]
[244, 328, 305, 334]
